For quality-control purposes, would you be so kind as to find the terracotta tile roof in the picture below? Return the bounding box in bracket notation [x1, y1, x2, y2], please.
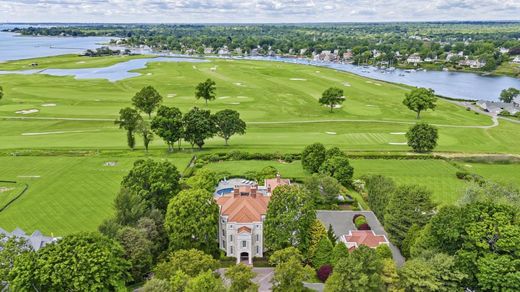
[216, 195, 270, 223]
[264, 176, 291, 192]
[342, 230, 389, 250]
[238, 226, 252, 233]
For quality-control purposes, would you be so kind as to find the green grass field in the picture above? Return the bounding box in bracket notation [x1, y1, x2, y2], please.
[1, 54, 519, 235]
[202, 158, 467, 205]
[461, 162, 520, 187]
[0, 154, 192, 235]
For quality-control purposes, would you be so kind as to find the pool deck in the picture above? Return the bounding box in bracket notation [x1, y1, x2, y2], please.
[214, 178, 259, 196]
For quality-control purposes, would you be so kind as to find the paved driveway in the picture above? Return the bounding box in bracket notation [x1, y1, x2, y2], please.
[218, 267, 274, 292]
[317, 210, 405, 266]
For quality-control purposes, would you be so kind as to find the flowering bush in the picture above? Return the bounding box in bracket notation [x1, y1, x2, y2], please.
[358, 223, 371, 230]
[317, 265, 333, 282]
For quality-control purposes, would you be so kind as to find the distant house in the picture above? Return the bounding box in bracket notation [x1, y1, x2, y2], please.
[424, 57, 433, 62]
[341, 230, 390, 251]
[218, 46, 230, 56]
[203, 47, 214, 55]
[476, 100, 519, 115]
[0, 227, 59, 251]
[499, 47, 510, 54]
[343, 50, 353, 60]
[512, 56, 520, 64]
[215, 174, 290, 264]
[459, 59, 486, 69]
[406, 54, 422, 64]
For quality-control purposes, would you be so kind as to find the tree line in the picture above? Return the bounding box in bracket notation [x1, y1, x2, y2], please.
[116, 80, 246, 151]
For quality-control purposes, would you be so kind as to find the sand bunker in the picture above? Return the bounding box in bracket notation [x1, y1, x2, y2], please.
[234, 82, 245, 86]
[210, 67, 217, 72]
[0, 187, 15, 193]
[18, 175, 40, 178]
[388, 142, 408, 145]
[366, 105, 375, 107]
[465, 164, 473, 168]
[375, 83, 382, 86]
[324, 105, 343, 109]
[326, 132, 337, 135]
[22, 130, 98, 136]
[343, 82, 351, 87]
[228, 102, 240, 105]
[218, 96, 231, 100]
[167, 94, 177, 98]
[290, 78, 307, 81]
[104, 161, 117, 167]
[76, 61, 86, 64]
[146, 73, 152, 76]
[390, 132, 406, 135]
[365, 81, 373, 84]
[192, 65, 197, 69]
[41, 103, 56, 107]
[316, 71, 321, 73]
[237, 96, 248, 99]
[15, 109, 39, 115]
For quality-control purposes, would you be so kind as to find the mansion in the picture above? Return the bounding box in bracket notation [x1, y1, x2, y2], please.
[215, 174, 290, 264]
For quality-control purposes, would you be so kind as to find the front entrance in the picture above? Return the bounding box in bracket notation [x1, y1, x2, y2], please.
[240, 252, 251, 265]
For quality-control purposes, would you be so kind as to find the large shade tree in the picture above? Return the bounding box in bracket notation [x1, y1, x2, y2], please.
[151, 105, 184, 151]
[115, 107, 142, 150]
[406, 122, 439, 153]
[499, 87, 519, 103]
[301, 142, 327, 173]
[183, 107, 215, 149]
[9, 233, 130, 291]
[121, 159, 181, 212]
[195, 78, 217, 105]
[319, 87, 345, 112]
[264, 185, 316, 256]
[132, 86, 163, 118]
[212, 109, 246, 145]
[164, 189, 220, 256]
[403, 87, 437, 119]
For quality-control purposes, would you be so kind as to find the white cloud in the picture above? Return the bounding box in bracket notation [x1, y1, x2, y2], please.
[0, 0, 519, 23]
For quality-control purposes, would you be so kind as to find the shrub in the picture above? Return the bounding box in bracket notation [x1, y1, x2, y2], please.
[358, 223, 371, 230]
[317, 265, 333, 282]
[352, 214, 363, 221]
[354, 215, 367, 228]
[456, 171, 470, 180]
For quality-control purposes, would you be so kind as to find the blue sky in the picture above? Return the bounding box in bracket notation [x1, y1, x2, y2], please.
[1, 0, 519, 23]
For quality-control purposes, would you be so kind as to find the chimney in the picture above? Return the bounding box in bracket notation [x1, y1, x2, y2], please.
[233, 186, 239, 197]
[276, 173, 281, 183]
[251, 185, 257, 198]
[267, 185, 271, 194]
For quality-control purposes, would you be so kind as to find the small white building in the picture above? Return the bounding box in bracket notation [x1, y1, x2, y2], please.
[406, 54, 422, 64]
[204, 47, 214, 55]
[512, 56, 520, 64]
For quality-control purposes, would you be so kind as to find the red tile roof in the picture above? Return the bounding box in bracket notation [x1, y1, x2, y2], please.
[238, 226, 252, 233]
[342, 230, 389, 250]
[264, 176, 291, 192]
[216, 195, 270, 223]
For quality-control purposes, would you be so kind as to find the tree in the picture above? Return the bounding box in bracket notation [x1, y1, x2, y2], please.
[375, 244, 393, 260]
[499, 87, 520, 103]
[165, 189, 219, 256]
[225, 263, 259, 292]
[112, 188, 147, 226]
[319, 87, 345, 112]
[268, 247, 304, 266]
[312, 237, 334, 268]
[363, 175, 396, 224]
[142, 278, 172, 292]
[183, 107, 215, 149]
[272, 257, 308, 292]
[319, 156, 354, 187]
[154, 249, 218, 279]
[331, 242, 348, 267]
[115, 107, 142, 150]
[402, 87, 437, 119]
[0, 235, 30, 289]
[380, 259, 400, 291]
[170, 270, 190, 291]
[264, 185, 316, 256]
[308, 219, 328, 259]
[116, 226, 153, 282]
[9, 233, 130, 291]
[301, 143, 326, 173]
[384, 185, 435, 248]
[327, 224, 338, 246]
[122, 159, 181, 212]
[476, 253, 520, 291]
[212, 109, 246, 145]
[195, 78, 217, 105]
[399, 254, 466, 291]
[151, 106, 184, 152]
[0, 85, 3, 101]
[186, 270, 226, 292]
[138, 119, 154, 152]
[185, 168, 220, 192]
[406, 123, 438, 153]
[304, 174, 342, 207]
[325, 246, 384, 292]
[132, 86, 163, 118]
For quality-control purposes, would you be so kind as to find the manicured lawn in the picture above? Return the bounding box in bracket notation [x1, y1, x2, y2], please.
[202, 158, 467, 205]
[461, 162, 520, 187]
[0, 154, 191, 235]
[350, 159, 467, 205]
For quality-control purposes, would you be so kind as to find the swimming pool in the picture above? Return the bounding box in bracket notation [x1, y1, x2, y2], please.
[216, 187, 234, 196]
